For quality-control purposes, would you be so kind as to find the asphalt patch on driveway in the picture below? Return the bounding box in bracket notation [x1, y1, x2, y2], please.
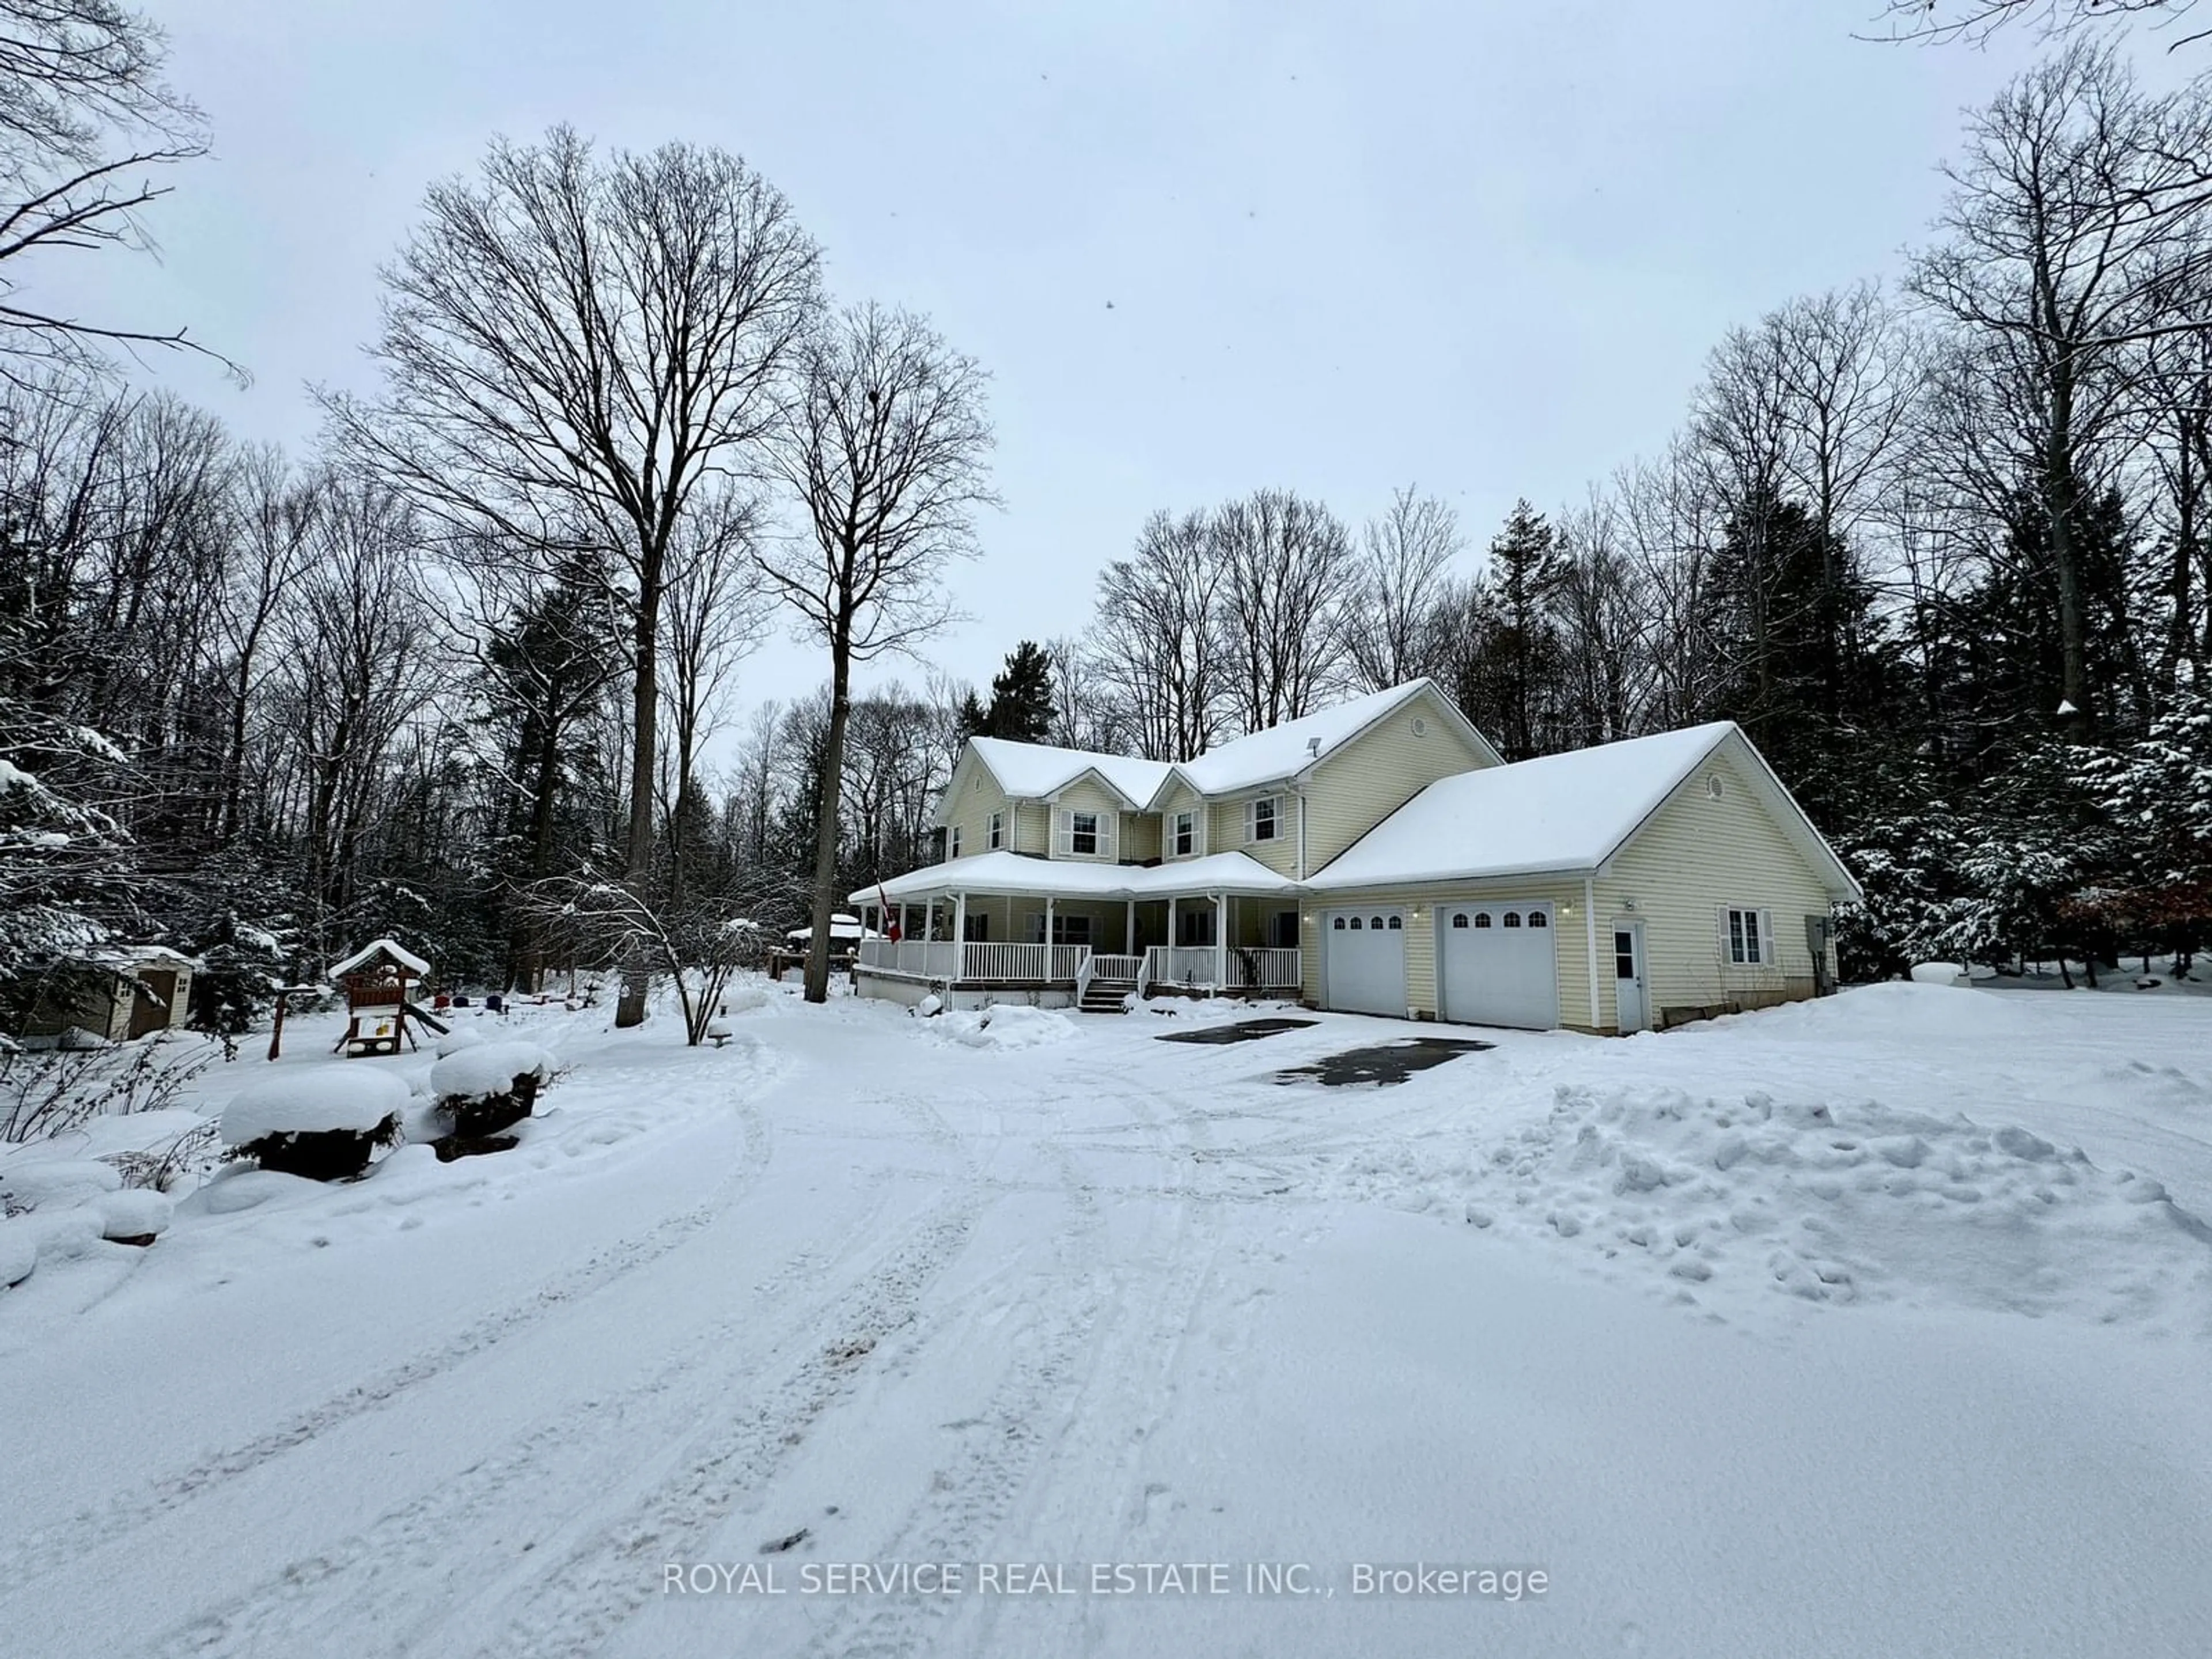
[1155, 1017, 1321, 1046]
[1272, 1036, 1494, 1087]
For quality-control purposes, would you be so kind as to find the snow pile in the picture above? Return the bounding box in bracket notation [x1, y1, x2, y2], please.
[1, 1158, 121, 1214]
[219, 1066, 410, 1145]
[1351, 1082, 2212, 1324]
[937, 1003, 1080, 1050]
[0, 1217, 36, 1285]
[434, 1025, 483, 1057]
[1736, 979, 2048, 1041]
[429, 1041, 555, 1101]
[719, 981, 771, 1014]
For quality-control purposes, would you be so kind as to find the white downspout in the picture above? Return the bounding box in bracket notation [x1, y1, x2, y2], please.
[1584, 874, 1600, 1032]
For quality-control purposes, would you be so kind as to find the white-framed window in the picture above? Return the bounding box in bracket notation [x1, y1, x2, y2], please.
[1171, 809, 1197, 857]
[1245, 795, 1281, 844]
[949, 824, 963, 858]
[988, 810, 1003, 850]
[1055, 807, 1113, 859]
[1724, 906, 1773, 966]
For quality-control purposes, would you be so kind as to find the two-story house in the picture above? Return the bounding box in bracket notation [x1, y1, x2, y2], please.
[849, 678, 1861, 1032]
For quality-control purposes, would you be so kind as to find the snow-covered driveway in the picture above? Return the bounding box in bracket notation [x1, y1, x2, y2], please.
[3, 985, 2209, 1658]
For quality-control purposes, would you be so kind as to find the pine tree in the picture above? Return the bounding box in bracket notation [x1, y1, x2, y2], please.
[983, 641, 1055, 741]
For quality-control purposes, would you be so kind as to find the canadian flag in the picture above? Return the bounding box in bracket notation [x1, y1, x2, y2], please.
[878, 883, 902, 942]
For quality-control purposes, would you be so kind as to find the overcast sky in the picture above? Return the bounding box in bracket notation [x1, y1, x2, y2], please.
[74, 0, 2068, 713]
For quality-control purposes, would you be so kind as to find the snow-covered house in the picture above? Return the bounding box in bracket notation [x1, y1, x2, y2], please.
[849, 679, 1861, 1031]
[10, 945, 199, 1046]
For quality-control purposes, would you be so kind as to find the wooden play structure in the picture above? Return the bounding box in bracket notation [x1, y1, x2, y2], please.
[328, 938, 448, 1058]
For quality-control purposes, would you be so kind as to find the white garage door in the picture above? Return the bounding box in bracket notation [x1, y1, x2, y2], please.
[1323, 908, 1407, 1017]
[1438, 903, 1559, 1029]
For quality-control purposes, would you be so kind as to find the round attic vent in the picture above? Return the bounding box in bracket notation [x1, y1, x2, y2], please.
[1412, 716, 1428, 737]
[1707, 773, 1725, 800]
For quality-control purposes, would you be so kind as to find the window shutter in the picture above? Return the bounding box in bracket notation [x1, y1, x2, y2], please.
[1053, 810, 1069, 856]
[1103, 813, 1118, 861]
[1717, 906, 1732, 962]
[1759, 909, 1775, 968]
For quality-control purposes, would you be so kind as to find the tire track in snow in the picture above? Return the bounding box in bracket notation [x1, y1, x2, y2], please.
[142, 1163, 918, 1659]
[800, 1062, 1195, 1658]
[452, 1186, 989, 1659]
[0, 1060, 785, 1592]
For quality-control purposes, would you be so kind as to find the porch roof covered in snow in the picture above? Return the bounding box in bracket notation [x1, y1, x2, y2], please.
[851, 850, 1296, 906]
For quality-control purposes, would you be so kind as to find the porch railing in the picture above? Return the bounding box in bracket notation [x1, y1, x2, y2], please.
[1141, 945, 1301, 991]
[855, 937, 1094, 984]
[1088, 953, 1145, 983]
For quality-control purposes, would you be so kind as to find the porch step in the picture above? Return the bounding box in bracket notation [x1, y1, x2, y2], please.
[1080, 976, 1139, 1014]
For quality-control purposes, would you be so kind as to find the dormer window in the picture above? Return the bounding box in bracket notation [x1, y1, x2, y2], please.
[1245, 796, 1281, 844]
[1070, 811, 1099, 854]
[988, 810, 1003, 850]
[1172, 809, 1197, 857]
[949, 824, 963, 858]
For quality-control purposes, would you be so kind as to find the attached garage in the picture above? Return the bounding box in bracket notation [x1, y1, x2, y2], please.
[1437, 902, 1559, 1029]
[1322, 907, 1406, 1016]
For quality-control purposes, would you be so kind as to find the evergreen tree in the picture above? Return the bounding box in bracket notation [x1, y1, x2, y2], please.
[983, 641, 1055, 741]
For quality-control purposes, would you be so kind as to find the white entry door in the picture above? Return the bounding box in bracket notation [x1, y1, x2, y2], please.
[1438, 903, 1559, 1029]
[1323, 908, 1407, 1017]
[1613, 923, 1647, 1032]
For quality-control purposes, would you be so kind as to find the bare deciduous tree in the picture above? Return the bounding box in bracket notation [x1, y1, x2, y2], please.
[324, 126, 821, 1024]
[0, 0, 234, 378]
[759, 302, 994, 1003]
[1350, 485, 1461, 692]
[1864, 0, 2207, 48]
[1090, 509, 1225, 761]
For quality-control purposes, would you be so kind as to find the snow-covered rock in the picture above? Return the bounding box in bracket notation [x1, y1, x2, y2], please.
[92, 1188, 173, 1243]
[429, 1041, 554, 1101]
[0, 1158, 122, 1213]
[219, 1066, 411, 1145]
[434, 1025, 484, 1057]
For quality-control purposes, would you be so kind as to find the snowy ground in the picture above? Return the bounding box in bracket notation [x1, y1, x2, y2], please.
[2, 982, 2209, 1658]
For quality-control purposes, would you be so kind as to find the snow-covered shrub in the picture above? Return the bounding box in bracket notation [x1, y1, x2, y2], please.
[0, 1040, 214, 1144]
[219, 1066, 408, 1181]
[433, 1025, 483, 1058]
[429, 1040, 555, 1137]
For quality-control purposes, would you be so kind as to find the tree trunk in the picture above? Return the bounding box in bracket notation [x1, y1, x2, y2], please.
[804, 620, 854, 1005]
[616, 559, 663, 1028]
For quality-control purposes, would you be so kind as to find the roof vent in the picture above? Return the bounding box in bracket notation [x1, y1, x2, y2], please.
[1411, 716, 1427, 737]
[1707, 774, 1725, 800]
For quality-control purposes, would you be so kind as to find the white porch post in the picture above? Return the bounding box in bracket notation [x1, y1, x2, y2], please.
[1167, 897, 1177, 961]
[1125, 898, 1135, 955]
[954, 892, 967, 976]
[1215, 893, 1226, 990]
[1045, 895, 1055, 953]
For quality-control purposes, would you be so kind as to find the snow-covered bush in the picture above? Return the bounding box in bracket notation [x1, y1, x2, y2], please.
[219, 1066, 408, 1181]
[429, 1040, 555, 1137]
[0, 1040, 214, 1144]
[92, 1188, 172, 1245]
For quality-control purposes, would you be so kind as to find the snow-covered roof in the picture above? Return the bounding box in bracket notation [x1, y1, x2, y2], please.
[851, 850, 1296, 905]
[787, 919, 877, 942]
[1172, 680, 1488, 795]
[328, 938, 430, 980]
[1306, 722, 1859, 897]
[965, 737, 1175, 807]
[951, 681, 1499, 819]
